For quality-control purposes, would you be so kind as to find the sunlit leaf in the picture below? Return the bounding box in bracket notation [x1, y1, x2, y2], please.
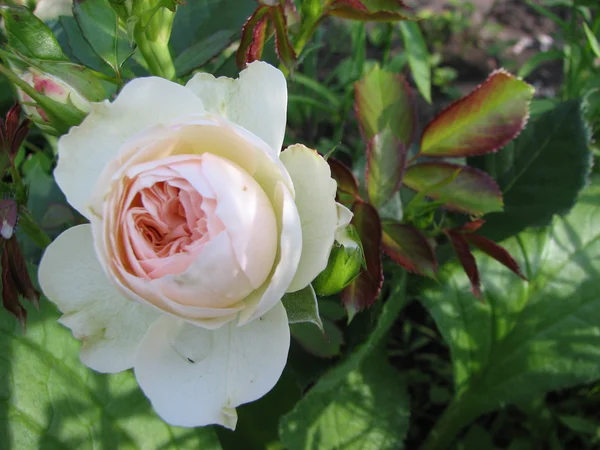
[468, 100, 592, 241]
[355, 64, 415, 143]
[420, 70, 534, 157]
[421, 180, 600, 445]
[403, 162, 503, 215]
[0, 6, 67, 61]
[382, 222, 437, 278]
[0, 299, 222, 448]
[280, 277, 409, 450]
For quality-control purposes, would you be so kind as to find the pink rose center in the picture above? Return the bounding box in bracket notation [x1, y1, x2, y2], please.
[124, 178, 225, 280]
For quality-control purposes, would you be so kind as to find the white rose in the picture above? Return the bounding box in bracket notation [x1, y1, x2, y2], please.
[38, 62, 350, 429]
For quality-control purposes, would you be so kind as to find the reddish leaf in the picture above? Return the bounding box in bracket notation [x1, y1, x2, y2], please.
[328, 0, 415, 21]
[420, 70, 534, 157]
[1, 240, 26, 330]
[355, 65, 416, 144]
[236, 6, 271, 69]
[445, 230, 482, 299]
[6, 234, 40, 307]
[464, 234, 527, 281]
[328, 158, 361, 201]
[340, 201, 383, 319]
[366, 128, 408, 208]
[403, 162, 503, 215]
[455, 219, 486, 234]
[271, 4, 297, 73]
[382, 222, 437, 278]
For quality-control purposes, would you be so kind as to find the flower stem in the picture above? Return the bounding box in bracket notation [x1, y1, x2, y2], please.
[17, 208, 51, 250]
[134, 6, 176, 80]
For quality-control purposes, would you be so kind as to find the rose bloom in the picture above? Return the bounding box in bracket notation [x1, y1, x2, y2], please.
[38, 62, 351, 429]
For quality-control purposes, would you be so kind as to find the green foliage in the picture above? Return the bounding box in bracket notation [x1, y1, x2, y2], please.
[420, 179, 600, 448]
[282, 284, 323, 331]
[0, 297, 222, 449]
[280, 275, 410, 450]
[469, 100, 592, 241]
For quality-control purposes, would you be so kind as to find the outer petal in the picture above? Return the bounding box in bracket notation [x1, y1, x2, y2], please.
[238, 181, 302, 325]
[38, 225, 160, 373]
[134, 302, 290, 429]
[186, 61, 287, 154]
[280, 144, 340, 292]
[55, 77, 206, 218]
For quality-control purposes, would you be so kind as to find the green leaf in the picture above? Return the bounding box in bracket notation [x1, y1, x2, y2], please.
[291, 319, 344, 359]
[517, 50, 563, 79]
[468, 100, 593, 241]
[403, 162, 503, 215]
[170, 0, 256, 62]
[398, 21, 431, 103]
[280, 276, 410, 450]
[282, 284, 323, 331]
[355, 63, 415, 142]
[583, 22, 600, 59]
[174, 29, 235, 77]
[73, 0, 135, 76]
[420, 180, 600, 444]
[366, 129, 407, 208]
[420, 70, 534, 157]
[0, 297, 222, 449]
[0, 6, 68, 61]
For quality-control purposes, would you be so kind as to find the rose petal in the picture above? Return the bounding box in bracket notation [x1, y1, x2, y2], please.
[280, 144, 339, 292]
[186, 61, 287, 155]
[200, 153, 278, 289]
[238, 181, 302, 324]
[38, 224, 159, 373]
[56, 77, 206, 218]
[134, 302, 290, 428]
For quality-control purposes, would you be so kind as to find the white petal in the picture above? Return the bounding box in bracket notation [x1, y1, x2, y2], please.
[56, 77, 205, 218]
[200, 153, 278, 289]
[238, 181, 302, 325]
[134, 302, 290, 429]
[280, 144, 339, 292]
[186, 61, 287, 154]
[38, 224, 160, 373]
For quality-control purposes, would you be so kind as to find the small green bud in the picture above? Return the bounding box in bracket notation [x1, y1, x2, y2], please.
[313, 225, 364, 297]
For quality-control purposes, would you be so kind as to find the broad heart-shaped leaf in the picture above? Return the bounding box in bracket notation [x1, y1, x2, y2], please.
[73, 0, 135, 76]
[0, 299, 222, 449]
[355, 64, 415, 143]
[468, 100, 593, 242]
[420, 180, 600, 444]
[0, 6, 67, 61]
[280, 276, 410, 450]
[340, 202, 383, 319]
[382, 222, 437, 278]
[327, 0, 415, 21]
[282, 284, 323, 331]
[403, 162, 503, 215]
[420, 70, 534, 157]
